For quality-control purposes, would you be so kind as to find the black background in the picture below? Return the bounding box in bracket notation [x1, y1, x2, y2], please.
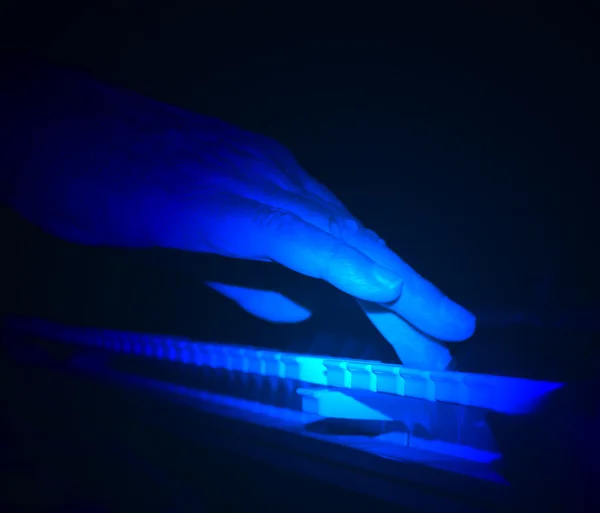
[1, 2, 599, 379]
[1, 3, 600, 512]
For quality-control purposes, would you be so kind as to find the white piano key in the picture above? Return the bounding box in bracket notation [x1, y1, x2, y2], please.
[280, 353, 301, 380]
[346, 362, 377, 392]
[297, 388, 391, 421]
[371, 365, 405, 396]
[294, 355, 327, 385]
[228, 346, 248, 372]
[431, 371, 469, 405]
[399, 367, 435, 401]
[323, 360, 350, 388]
[247, 350, 266, 375]
[5, 316, 564, 415]
[263, 352, 284, 378]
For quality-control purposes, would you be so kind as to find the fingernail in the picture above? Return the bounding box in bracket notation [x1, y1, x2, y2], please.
[441, 297, 476, 329]
[373, 265, 403, 290]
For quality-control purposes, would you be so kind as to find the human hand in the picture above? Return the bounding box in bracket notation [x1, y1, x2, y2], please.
[1, 59, 475, 368]
[146, 118, 475, 369]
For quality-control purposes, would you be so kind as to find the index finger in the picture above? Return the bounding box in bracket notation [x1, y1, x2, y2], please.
[261, 170, 475, 341]
[344, 231, 476, 342]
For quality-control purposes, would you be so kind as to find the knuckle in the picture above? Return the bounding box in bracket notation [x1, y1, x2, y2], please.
[329, 214, 363, 239]
[257, 207, 300, 232]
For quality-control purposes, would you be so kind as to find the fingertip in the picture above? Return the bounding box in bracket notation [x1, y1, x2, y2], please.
[428, 310, 475, 342]
[389, 283, 476, 342]
[358, 300, 454, 370]
[441, 297, 477, 341]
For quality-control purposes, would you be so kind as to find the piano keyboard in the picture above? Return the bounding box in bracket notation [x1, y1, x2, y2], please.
[2, 315, 564, 494]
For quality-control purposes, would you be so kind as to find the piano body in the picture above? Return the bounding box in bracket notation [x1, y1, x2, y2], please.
[3, 315, 596, 513]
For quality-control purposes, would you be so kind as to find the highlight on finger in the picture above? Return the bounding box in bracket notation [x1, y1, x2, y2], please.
[358, 299, 453, 370]
[342, 231, 476, 342]
[183, 194, 403, 303]
[256, 207, 405, 303]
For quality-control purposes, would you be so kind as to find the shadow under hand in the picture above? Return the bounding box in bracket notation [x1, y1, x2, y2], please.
[9, 232, 399, 362]
[147, 248, 399, 360]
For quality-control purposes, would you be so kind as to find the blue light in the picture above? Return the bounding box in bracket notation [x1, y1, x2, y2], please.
[5, 316, 563, 414]
[4, 316, 565, 471]
[205, 282, 312, 323]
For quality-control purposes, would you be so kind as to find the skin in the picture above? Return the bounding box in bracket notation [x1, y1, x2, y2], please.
[1, 55, 475, 369]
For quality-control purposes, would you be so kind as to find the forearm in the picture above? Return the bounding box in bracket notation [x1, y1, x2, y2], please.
[0, 52, 179, 247]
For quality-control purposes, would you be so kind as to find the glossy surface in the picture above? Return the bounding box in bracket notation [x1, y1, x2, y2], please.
[5, 316, 562, 414]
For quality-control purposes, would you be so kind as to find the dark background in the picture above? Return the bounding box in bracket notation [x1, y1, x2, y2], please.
[1, 2, 598, 379]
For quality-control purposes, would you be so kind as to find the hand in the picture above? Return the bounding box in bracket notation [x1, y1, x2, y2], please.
[1, 59, 475, 368]
[144, 116, 475, 369]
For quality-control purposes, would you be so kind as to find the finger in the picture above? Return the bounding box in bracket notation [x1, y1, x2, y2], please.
[357, 299, 453, 370]
[346, 233, 476, 342]
[252, 186, 475, 342]
[243, 184, 386, 245]
[239, 183, 350, 234]
[256, 180, 473, 339]
[187, 194, 404, 303]
[205, 282, 312, 323]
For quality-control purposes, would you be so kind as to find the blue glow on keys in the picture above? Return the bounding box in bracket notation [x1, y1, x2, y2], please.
[5, 316, 563, 415]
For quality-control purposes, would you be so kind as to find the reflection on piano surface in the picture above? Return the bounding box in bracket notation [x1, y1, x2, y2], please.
[4, 314, 581, 513]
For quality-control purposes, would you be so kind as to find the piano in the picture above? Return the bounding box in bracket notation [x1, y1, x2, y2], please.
[1, 315, 597, 512]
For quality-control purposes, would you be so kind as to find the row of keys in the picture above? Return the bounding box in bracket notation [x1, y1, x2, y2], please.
[4, 316, 563, 414]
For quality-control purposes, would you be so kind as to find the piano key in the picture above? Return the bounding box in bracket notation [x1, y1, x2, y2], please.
[3, 316, 563, 415]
